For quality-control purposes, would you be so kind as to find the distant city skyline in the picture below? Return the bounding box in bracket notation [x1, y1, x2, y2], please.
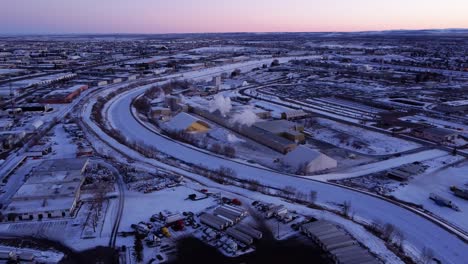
[1, 0, 467, 34]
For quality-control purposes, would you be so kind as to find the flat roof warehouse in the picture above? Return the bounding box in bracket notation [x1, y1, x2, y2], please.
[3, 158, 89, 221]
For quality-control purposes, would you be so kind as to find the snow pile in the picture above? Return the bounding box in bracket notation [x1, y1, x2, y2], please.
[209, 93, 232, 117]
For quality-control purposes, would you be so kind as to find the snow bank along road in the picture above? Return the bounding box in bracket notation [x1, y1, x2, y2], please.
[96, 59, 467, 263]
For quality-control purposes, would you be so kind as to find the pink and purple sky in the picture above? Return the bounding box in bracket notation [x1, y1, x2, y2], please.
[1, 0, 467, 34]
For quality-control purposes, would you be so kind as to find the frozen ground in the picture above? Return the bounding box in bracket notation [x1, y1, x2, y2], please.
[51, 124, 78, 158]
[252, 100, 294, 118]
[312, 149, 448, 181]
[82, 58, 468, 263]
[0, 245, 64, 263]
[307, 118, 421, 155]
[119, 186, 216, 233]
[392, 160, 468, 233]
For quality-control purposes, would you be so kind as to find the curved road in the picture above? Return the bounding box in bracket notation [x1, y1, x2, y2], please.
[97, 62, 467, 263]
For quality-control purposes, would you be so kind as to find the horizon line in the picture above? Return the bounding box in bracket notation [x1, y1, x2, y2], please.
[1, 27, 467, 36]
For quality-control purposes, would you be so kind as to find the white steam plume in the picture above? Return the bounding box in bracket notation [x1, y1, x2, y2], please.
[230, 107, 259, 127]
[209, 93, 232, 116]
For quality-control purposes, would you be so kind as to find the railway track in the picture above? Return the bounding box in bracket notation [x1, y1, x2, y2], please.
[109, 170, 125, 248]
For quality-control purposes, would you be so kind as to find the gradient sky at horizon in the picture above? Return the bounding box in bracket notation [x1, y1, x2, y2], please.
[1, 0, 467, 34]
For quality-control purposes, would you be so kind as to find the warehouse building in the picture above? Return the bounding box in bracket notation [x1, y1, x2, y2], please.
[231, 105, 271, 120]
[40, 84, 88, 104]
[301, 221, 380, 264]
[254, 120, 306, 143]
[412, 127, 459, 144]
[151, 106, 172, 120]
[387, 163, 426, 181]
[281, 110, 309, 120]
[436, 100, 468, 113]
[3, 158, 89, 222]
[283, 146, 337, 174]
[191, 107, 297, 153]
[165, 112, 211, 133]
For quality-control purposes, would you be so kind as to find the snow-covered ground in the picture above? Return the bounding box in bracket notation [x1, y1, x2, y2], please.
[50, 124, 78, 158]
[400, 114, 468, 139]
[0, 245, 64, 263]
[89, 60, 468, 263]
[252, 100, 295, 118]
[392, 161, 468, 233]
[312, 149, 448, 181]
[189, 46, 252, 53]
[120, 187, 215, 233]
[307, 118, 421, 155]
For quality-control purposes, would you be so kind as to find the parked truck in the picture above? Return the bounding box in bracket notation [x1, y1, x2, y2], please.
[226, 227, 254, 245]
[450, 186, 468, 200]
[430, 193, 460, 211]
[161, 227, 172, 238]
[234, 224, 263, 239]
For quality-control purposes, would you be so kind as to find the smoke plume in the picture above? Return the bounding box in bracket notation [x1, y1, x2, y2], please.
[230, 107, 259, 127]
[209, 93, 232, 116]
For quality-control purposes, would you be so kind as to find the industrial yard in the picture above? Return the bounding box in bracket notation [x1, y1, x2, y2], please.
[0, 28, 466, 264]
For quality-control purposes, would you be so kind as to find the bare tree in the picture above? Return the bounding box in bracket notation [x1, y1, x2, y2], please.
[393, 228, 405, 251]
[382, 223, 396, 241]
[88, 204, 100, 232]
[88, 182, 108, 232]
[283, 186, 297, 199]
[210, 143, 222, 154]
[421, 247, 435, 264]
[342, 201, 352, 218]
[223, 145, 236, 158]
[309, 191, 318, 204]
[295, 191, 307, 201]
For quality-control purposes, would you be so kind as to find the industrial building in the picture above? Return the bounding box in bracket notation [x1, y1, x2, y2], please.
[436, 100, 468, 112]
[283, 146, 337, 174]
[254, 120, 305, 143]
[387, 163, 426, 181]
[231, 105, 272, 120]
[281, 110, 310, 120]
[301, 221, 380, 264]
[191, 107, 297, 153]
[151, 106, 172, 120]
[164, 112, 211, 133]
[40, 84, 88, 104]
[3, 158, 89, 222]
[412, 127, 459, 144]
[165, 95, 183, 111]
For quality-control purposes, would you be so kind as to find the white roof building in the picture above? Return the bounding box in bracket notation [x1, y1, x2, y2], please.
[283, 146, 337, 174]
[164, 112, 210, 133]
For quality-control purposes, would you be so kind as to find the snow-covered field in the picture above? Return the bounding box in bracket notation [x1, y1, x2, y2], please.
[94, 61, 468, 264]
[97, 79, 468, 263]
[307, 118, 421, 155]
[392, 161, 468, 233]
[51, 124, 78, 158]
[253, 100, 294, 118]
[189, 46, 252, 53]
[119, 186, 216, 232]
